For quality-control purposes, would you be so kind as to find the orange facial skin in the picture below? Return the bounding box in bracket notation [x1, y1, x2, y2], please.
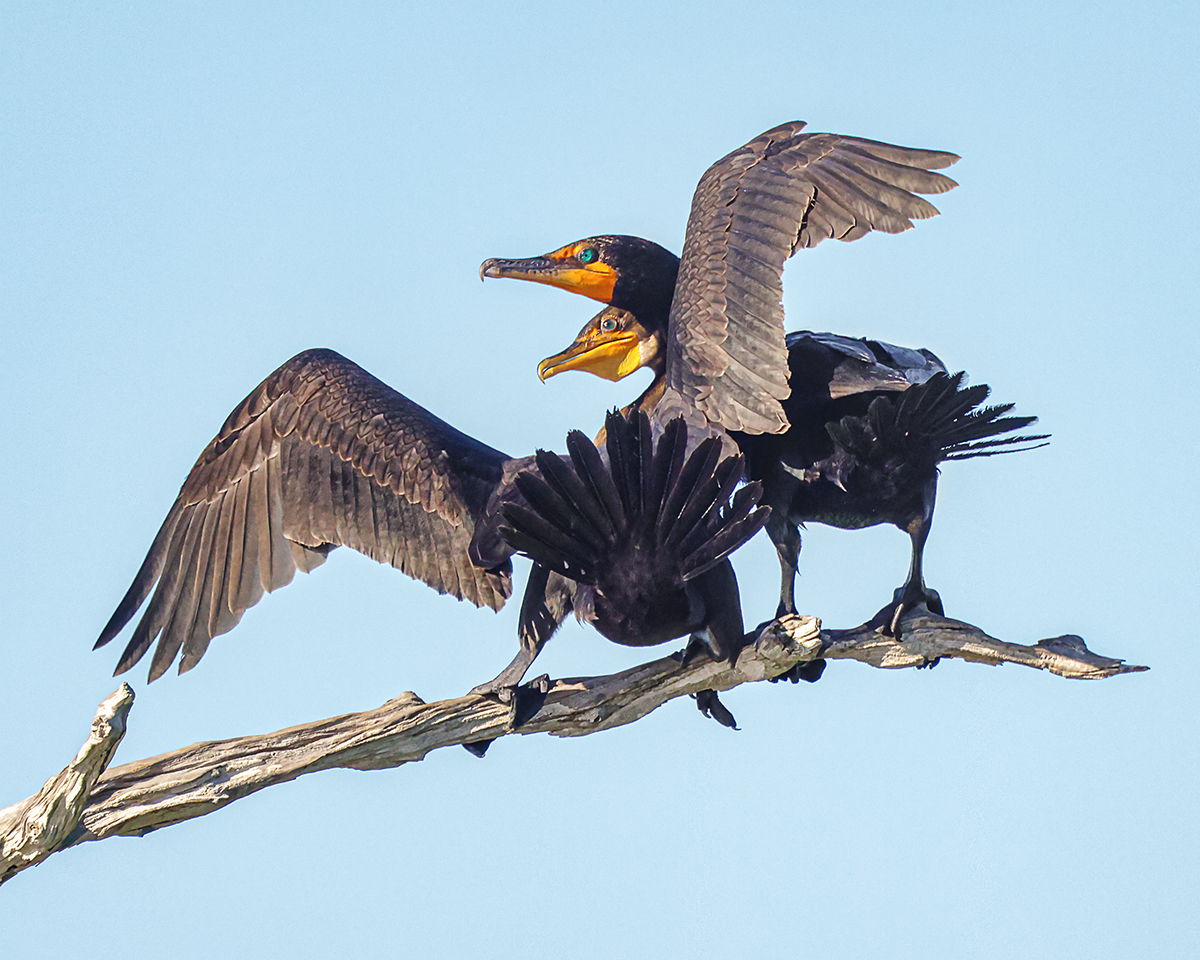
[479, 241, 617, 304]
[537, 307, 658, 383]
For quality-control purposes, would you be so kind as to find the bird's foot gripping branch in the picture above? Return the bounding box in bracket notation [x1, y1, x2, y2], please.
[1, 612, 1145, 885]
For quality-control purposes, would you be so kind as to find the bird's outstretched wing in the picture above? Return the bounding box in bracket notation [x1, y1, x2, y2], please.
[666, 121, 959, 436]
[96, 348, 513, 681]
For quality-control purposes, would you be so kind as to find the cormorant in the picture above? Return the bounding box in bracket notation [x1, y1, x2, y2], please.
[95, 349, 767, 689]
[480, 121, 1047, 631]
[501, 409, 769, 662]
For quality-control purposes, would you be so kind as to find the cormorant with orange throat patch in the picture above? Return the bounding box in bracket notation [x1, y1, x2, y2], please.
[480, 121, 1046, 634]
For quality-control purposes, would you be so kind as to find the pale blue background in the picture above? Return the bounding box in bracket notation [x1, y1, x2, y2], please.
[2, 2, 1197, 957]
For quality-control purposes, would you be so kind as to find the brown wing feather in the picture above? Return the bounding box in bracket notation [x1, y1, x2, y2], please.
[97, 348, 513, 680]
[666, 121, 959, 436]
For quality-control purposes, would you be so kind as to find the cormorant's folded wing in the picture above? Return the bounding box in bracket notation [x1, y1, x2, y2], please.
[786, 330, 948, 401]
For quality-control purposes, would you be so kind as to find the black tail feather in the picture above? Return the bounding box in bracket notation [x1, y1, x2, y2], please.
[682, 482, 770, 579]
[565, 429, 625, 534]
[830, 372, 1048, 467]
[676, 454, 744, 558]
[661, 438, 723, 548]
[500, 411, 768, 588]
[523, 450, 611, 553]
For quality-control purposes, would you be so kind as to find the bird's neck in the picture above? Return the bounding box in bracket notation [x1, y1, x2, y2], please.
[628, 374, 667, 418]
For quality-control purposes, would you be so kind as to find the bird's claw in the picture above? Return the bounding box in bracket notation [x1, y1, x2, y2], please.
[693, 689, 739, 730]
[468, 672, 550, 705]
[461, 674, 553, 758]
[871, 585, 944, 639]
[769, 659, 827, 684]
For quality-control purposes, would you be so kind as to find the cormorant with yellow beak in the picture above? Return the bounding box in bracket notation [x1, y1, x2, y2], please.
[481, 121, 1046, 632]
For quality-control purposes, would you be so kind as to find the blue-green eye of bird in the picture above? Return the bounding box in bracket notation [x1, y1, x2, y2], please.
[578, 247, 598, 264]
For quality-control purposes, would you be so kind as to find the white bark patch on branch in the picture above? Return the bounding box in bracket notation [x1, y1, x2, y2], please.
[0, 612, 1146, 885]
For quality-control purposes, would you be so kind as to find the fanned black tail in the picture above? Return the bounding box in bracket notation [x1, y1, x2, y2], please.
[827, 372, 1048, 470]
[500, 410, 770, 589]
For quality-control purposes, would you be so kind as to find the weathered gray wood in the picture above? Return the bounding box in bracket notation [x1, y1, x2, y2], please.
[0, 612, 1146, 886]
[0, 684, 134, 884]
[821, 613, 1144, 678]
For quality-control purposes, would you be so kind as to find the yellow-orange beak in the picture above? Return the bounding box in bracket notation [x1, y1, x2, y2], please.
[480, 247, 617, 304]
[538, 329, 642, 383]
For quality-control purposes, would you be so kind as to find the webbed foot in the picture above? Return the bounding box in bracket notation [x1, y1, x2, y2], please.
[769, 659, 827, 684]
[469, 671, 551, 703]
[693, 689, 738, 730]
[870, 585, 944, 638]
[511, 674, 550, 727]
[468, 648, 540, 700]
[469, 676, 519, 700]
[462, 674, 552, 757]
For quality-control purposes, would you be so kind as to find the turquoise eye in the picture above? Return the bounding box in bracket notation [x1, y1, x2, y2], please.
[578, 247, 598, 264]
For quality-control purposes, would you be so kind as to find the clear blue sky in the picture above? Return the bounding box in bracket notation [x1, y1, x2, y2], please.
[3, 1, 1197, 956]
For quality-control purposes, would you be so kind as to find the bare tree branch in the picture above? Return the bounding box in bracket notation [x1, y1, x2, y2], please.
[0, 684, 134, 884]
[0, 612, 1146, 885]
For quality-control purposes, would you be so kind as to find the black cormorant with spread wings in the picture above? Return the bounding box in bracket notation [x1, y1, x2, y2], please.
[94, 350, 768, 689]
[480, 121, 1047, 632]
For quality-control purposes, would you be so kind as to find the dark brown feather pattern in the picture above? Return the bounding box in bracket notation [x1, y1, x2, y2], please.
[666, 121, 959, 437]
[96, 349, 513, 680]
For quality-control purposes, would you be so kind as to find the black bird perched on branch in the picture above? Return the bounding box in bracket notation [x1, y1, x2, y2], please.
[501, 409, 769, 663]
[95, 350, 767, 690]
[480, 121, 1047, 631]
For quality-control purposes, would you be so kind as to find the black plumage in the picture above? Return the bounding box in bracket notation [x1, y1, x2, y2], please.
[746, 335, 1047, 625]
[501, 410, 769, 659]
[479, 120, 1046, 629]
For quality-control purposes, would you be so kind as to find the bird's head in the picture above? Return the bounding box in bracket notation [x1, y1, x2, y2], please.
[537, 306, 664, 383]
[480, 235, 679, 321]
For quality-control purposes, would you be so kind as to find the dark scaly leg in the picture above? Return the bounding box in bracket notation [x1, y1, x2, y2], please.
[469, 564, 571, 699]
[694, 560, 745, 664]
[468, 643, 542, 700]
[465, 566, 571, 756]
[871, 479, 944, 637]
[766, 510, 802, 618]
[762, 512, 826, 683]
[671, 561, 743, 725]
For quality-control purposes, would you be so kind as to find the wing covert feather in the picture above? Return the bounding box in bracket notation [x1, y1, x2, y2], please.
[97, 348, 513, 679]
[667, 122, 959, 436]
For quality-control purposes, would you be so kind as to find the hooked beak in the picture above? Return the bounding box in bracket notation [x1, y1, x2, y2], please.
[479, 254, 617, 304]
[480, 256, 557, 282]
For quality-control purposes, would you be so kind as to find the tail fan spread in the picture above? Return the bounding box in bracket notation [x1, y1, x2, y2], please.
[500, 411, 770, 587]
